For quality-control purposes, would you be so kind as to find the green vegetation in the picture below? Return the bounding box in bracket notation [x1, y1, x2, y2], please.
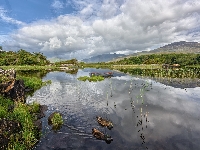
[78, 62, 112, 69]
[78, 76, 105, 82]
[55, 58, 78, 66]
[0, 71, 52, 149]
[119, 68, 200, 79]
[0, 65, 56, 71]
[16, 75, 51, 91]
[112, 64, 162, 69]
[0, 96, 41, 150]
[51, 113, 63, 130]
[0, 49, 50, 66]
[111, 53, 200, 66]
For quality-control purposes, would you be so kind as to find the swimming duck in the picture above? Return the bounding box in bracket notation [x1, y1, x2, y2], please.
[92, 128, 113, 143]
[96, 116, 113, 130]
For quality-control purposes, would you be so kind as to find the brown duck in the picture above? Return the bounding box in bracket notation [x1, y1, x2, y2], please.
[96, 116, 113, 130]
[92, 128, 113, 143]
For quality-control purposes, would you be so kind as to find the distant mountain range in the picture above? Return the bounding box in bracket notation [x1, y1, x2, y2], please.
[49, 41, 200, 63]
[150, 41, 200, 53]
[112, 41, 200, 62]
[81, 53, 126, 63]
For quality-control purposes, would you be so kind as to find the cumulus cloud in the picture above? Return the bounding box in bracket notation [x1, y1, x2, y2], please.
[2, 0, 200, 60]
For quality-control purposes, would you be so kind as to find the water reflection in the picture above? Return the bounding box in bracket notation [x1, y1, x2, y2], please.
[27, 68, 200, 150]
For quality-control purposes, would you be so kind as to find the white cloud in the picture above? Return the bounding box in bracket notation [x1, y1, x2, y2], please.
[0, 7, 25, 25]
[42, 36, 62, 50]
[51, 0, 64, 9]
[2, 0, 200, 60]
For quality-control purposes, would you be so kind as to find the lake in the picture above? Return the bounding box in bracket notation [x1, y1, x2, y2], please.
[27, 68, 200, 150]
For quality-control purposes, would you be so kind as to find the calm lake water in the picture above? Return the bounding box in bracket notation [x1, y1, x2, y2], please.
[28, 68, 200, 150]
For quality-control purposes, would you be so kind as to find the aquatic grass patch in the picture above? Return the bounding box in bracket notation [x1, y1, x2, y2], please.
[48, 112, 64, 130]
[78, 76, 105, 82]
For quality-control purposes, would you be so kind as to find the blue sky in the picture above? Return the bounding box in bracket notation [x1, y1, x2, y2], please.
[0, 0, 200, 60]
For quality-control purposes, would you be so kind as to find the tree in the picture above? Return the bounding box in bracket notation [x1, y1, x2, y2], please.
[0, 46, 2, 50]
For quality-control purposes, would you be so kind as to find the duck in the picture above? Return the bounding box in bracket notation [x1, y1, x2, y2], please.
[92, 128, 113, 143]
[96, 116, 113, 130]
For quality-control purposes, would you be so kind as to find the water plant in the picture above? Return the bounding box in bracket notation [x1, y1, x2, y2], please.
[48, 112, 64, 130]
[78, 76, 105, 82]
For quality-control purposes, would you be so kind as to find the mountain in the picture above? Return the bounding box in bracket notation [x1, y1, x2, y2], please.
[151, 41, 200, 53]
[81, 53, 126, 63]
[112, 41, 200, 62]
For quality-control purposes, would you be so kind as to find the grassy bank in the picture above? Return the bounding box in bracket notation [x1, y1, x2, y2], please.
[0, 65, 57, 71]
[0, 73, 51, 149]
[16, 75, 51, 91]
[0, 97, 42, 149]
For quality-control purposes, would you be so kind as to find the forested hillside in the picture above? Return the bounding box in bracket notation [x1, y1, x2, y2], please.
[0, 49, 50, 66]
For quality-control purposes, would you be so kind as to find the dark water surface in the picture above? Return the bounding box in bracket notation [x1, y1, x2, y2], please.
[27, 68, 200, 150]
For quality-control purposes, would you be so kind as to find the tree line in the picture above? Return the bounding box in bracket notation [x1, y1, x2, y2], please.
[0, 49, 50, 66]
[54, 58, 78, 66]
[110, 53, 200, 66]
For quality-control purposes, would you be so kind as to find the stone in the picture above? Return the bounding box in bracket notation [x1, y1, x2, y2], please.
[0, 68, 25, 102]
[1, 79, 26, 102]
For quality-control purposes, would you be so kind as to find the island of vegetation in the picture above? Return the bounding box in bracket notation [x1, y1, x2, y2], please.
[78, 75, 105, 82]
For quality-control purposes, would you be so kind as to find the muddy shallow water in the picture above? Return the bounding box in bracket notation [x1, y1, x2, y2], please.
[27, 68, 200, 150]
